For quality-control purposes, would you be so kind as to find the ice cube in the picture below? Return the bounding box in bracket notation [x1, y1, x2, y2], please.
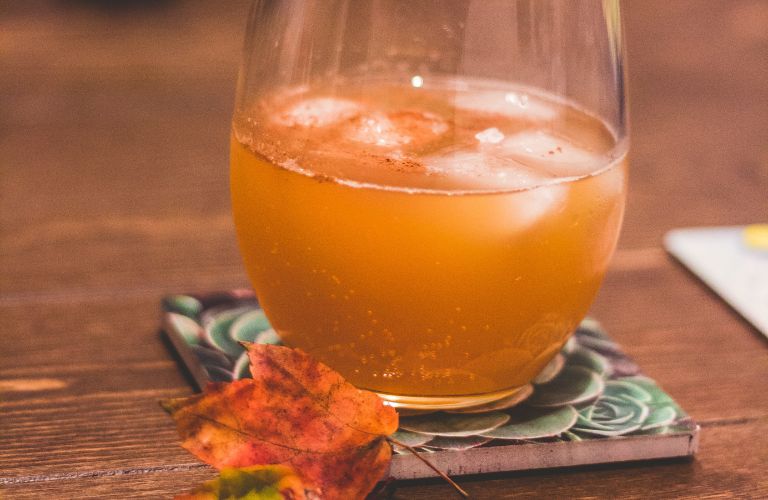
[274, 97, 362, 127]
[346, 110, 448, 148]
[422, 149, 568, 234]
[497, 131, 603, 177]
[502, 183, 568, 232]
[388, 110, 449, 138]
[475, 127, 505, 144]
[346, 113, 411, 147]
[454, 91, 558, 121]
[424, 150, 548, 191]
[425, 151, 487, 177]
[586, 158, 626, 199]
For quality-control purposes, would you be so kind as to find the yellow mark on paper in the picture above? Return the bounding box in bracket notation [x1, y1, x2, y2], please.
[744, 224, 768, 251]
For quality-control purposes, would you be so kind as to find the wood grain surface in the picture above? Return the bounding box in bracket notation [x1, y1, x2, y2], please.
[1, 0, 767, 498]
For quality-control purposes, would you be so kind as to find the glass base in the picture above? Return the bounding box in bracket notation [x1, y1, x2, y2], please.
[375, 385, 527, 411]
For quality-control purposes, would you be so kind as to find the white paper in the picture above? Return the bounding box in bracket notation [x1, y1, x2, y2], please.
[664, 226, 768, 338]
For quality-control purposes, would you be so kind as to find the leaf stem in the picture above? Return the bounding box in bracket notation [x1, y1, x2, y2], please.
[387, 437, 469, 498]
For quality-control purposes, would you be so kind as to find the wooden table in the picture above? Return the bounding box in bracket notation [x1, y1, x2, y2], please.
[2, 1, 766, 497]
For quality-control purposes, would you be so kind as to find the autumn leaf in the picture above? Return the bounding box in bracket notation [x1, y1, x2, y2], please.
[174, 464, 311, 500]
[162, 344, 399, 499]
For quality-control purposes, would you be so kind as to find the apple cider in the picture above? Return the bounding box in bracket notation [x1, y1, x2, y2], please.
[231, 79, 626, 407]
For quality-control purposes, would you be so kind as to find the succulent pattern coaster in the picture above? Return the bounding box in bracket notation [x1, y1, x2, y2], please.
[162, 290, 699, 476]
[399, 412, 511, 437]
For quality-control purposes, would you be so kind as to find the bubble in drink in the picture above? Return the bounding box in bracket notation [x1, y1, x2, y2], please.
[231, 78, 627, 400]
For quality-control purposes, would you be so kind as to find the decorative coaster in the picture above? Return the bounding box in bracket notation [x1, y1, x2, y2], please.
[161, 290, 698, 479]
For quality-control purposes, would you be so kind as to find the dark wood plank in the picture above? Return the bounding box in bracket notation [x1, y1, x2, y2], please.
[0, 390, 194, 478]
[2, 418, 766, 499]
[0, 298, 196, 371]
[0, 0, 249, 296]
[595, 256, 753, 333]
[1, 288, 765, 479]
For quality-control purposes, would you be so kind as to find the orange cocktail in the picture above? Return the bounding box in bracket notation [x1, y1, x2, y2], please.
[231, 79, 626, 407]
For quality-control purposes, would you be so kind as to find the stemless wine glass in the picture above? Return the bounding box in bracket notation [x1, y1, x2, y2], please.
[231, 0, 627, 409]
